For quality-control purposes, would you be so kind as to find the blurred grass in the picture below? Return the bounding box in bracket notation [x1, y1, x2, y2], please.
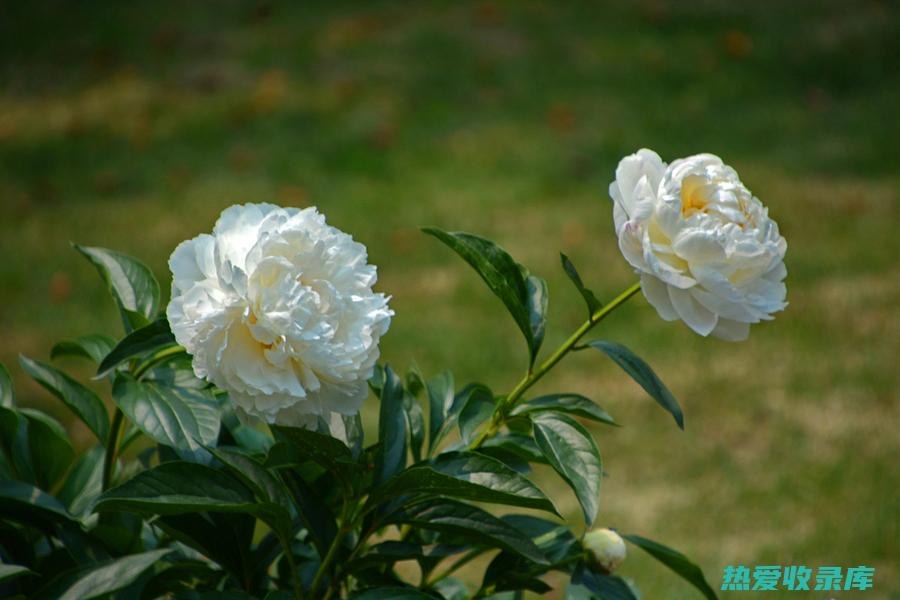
[1, 0, 898, 597]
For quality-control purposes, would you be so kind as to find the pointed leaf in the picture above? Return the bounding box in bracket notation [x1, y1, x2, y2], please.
[375, 366, 407, 486]
[561, 254, 602, 315]
[18, 356, 109, 443]
[0, 564, 33, 583]
[57, 446, 104, 518]
[511, 393, 617, 426]
[623, 534, 717, 599]
[0, 480, 78, 529]
[386, 500, 547, 565]
[403, 390, 426, 463]
[20, 408, 74, 489]
[0, 363, 13, 408]
[58, 549, 171, 600]
[525, 273, 549, 359]
[112, 374, 220, 452]
[74, 244, 160, 332]
[426, 371, 455, 450]
[458, 385, 495, 444]
[270, 426, 356, 474]
[531, 413, 602, 525]
[588, 341, 683, 429]
[375, 451, 556, 513]
[423, 229, 544, 365]
[97, 318, 177, 377]
[572, 564, 638, 600]
[51, 335, 116, 365]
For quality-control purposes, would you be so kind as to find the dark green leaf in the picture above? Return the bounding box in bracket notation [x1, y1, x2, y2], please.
[426, 371, 455, 451]
[403, 390, 426, 463]
[561, 254, 602, 316]
[0, 563, 33, 583]
[525, 273, 549, 361]
[350, 588, 436, 600]
[20, 408, 74, 490]
[156, 513, 254, 585]
[18, 356, 109, 443]
[423, 229, 544, 365]
[386, 500, 547, 564]
[112, 375, 220, 452]
[480, 433, 547, 464]
[458, 385, 495, 444]
[74, 244, 160, 332]
[588, 341, 683, 429]
[278, 468, 337, 558]
[58, 548, 171, 600]
[622, 534, 717, 599]
[511, 394, 617, 426]
[572, 565, 638, 600]
[57, 447, 104, 518]
[221, 405, 273, 454]
[374, 366, 407, 486]
[0, 406, 33, 483]
[0, 480, 77, 529]
[270, 426, 356, 475]
[531, 413, 602, 525]
[0, 363, 13, 408]
[96, 461, 257, 515]
[50, 335, 116, 365]
[375, 451, 556, 513]
[96, 318, 176, 377]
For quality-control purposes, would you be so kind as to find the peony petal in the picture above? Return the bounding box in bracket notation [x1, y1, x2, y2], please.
[710, 318, 750, 342]
[640, 273, 679, 321]
[668, 286, 718, 336]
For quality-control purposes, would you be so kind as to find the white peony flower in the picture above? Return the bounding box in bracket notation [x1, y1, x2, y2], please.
[609, 149, 787, 341]
[166, 203, 393, 427]
[583, 528, 627, 574]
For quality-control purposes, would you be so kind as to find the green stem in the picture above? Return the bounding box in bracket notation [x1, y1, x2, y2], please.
[468, 281, 641, 450]
[102, 408, 124, 491]
[311, 501, 351, 598]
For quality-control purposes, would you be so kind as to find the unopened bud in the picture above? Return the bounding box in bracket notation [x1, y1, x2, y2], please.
[583, 528, 626, 574]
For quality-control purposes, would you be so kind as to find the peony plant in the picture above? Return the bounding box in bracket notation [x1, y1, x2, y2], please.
[0, 150, 785, 599]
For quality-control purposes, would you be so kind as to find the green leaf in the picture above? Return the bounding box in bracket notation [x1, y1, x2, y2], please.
[75, 244, 160, 332]
[403, 390, 426, 463]
[386, 500, 548, 565]
[426, 371, 455, 450]
[588, 341, 683, 429]
[0, 563, 33, 583]
[278, 468, 338, 559]
[571, 565, 639, 600]
[480, 433, 547, 464]
[208, 447, 293, 540]
[0, 406, 33, 482]
[0, 363, 13, 408]
[433, 577, 469, 600]
[58, 548, 171, 600]
[622, 534, 717, 599]
[458, 385, 495, 444]
[525, 273, 549, 361]
[531, 413, 602, 525]
[350, 588, 436, 600]
[270, 426, 356, 476]
[18, 356, 109, 443]
[511, 394, 617, 426]
[57, 446, 104, 518]
[561, 254, 602, 316]
[20, 408, 74, 490]
[112, 374, 220, 452]
[96, 318, 176, 377]
[50, 335, 116, 365]
[0, 480, 78, 529]
[374, 366, 407, 486]
[96, 461, 287, 528]
[375, 451, 557, 513]
[155, 513, 254, 585]
[423, 229, 545, 366]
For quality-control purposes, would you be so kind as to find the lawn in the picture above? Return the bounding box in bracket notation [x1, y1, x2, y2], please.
[1, 1, 898, 597]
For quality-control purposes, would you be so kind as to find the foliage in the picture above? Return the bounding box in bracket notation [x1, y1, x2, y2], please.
[0, 231, 717, 599]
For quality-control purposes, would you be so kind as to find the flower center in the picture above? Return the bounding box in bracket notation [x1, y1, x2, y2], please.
[680, 175, 710, 216]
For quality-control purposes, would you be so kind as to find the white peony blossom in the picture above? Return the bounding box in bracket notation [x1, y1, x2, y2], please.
[166, 203, 393, 427]
[583, 528, 627, 574]
[610, 149, 787, 341]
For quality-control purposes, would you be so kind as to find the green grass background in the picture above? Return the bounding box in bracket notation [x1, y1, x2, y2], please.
[1, 1, 898, 597]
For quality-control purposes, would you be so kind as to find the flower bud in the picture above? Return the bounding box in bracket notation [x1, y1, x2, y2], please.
[583, 528, 626, 574]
